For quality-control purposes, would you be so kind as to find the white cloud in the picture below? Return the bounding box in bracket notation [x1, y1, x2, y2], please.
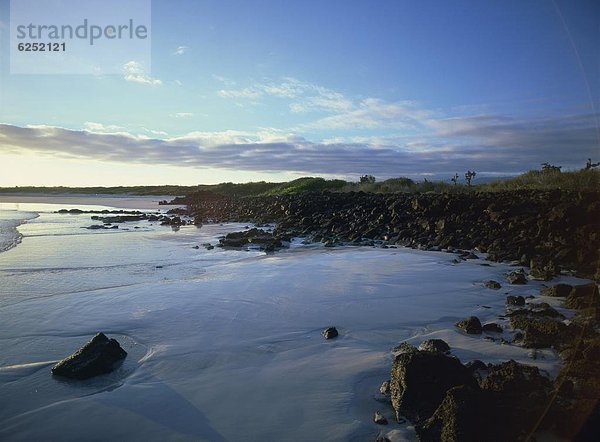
[172, 112, 194, 118]
[303, 98, 432, 130]
[83, 122, 124, 133]
[173, 46, 188, 56]
[122, 61, 162, 85]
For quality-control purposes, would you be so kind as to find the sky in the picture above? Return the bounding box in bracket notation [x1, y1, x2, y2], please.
[0, 0, 598, 186]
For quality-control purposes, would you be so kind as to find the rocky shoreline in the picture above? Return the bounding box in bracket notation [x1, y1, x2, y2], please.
[174, 189, 599, 440]
[179, 190, 599, 280]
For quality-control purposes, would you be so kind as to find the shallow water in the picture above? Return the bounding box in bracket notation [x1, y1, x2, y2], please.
[0, 196, 590, 441]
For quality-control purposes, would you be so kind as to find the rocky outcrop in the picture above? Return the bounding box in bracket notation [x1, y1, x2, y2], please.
[178, 190, 600, 280]
[417, 360, 553, 441]
[51, 333, 127, 379]
[390, 348, 476, 423]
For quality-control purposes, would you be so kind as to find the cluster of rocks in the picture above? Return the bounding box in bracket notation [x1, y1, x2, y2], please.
[373, 278, 600, 440]
[218, 228, 285, 251]
[177, 190, 600, 280]
[376, 339, 555, 440]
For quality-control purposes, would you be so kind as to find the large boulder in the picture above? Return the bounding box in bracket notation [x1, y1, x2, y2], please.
[51, 333, 127, 379]
[417, 360, 553, 441]
[390, 349, 476, 423]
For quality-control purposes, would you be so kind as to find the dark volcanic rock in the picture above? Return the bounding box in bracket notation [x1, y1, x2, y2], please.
[321, 327, 338, 340]
[379, 380, 391, 395]
[179, 189, 600, 280]
[219, 228, 283, 250]
[484, 280, 502, 290]
[417, 361, 553, 441]
[482, 323, 503, 333]
[507, 269, 527, 285]
[565, 283, 600, 310]
[418, 339, 450, 354]
[390, 349, 476, 423]
[373, 411, 388, 425]
[511, 315, 576, 349]
[51, 333, 127, 379]
[455, 316, 482, 334]
[540, 283, 573, 297]
[506, 295, 525, 306]
[529, 257, 559, 280]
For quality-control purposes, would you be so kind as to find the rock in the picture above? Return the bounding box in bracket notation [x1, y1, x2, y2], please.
[565, 283, 600, 310]
[51, 333, 127, 379]
[392, 342, 418, 354]
[85, 224, 105, 230]
[418, 339, 450, 354]
[416, 385, 487, 441]
[321, 327, 338, 340]
[506, 295, 525, 306]
[219, 228, 283, 250]
[510, 315, 576, 349]
[390, 349, 477, 423]
[379, 380, 391, 395]
[417, 360, 553, 441]
[373, 411, 388, 425]
[455, 316, 482, 334]
[484, 280, 501, 289]
[507, 269, 527, 284]
[479, 359, 552, 395]
[540, 283, 572, 297]
[482, 323, 503, 333]
[529, 257, 559, 280]
[465, 359, 488, 373]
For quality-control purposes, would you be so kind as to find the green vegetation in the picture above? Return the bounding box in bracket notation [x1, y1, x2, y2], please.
[481, 168, 600, 192]
[1, 165, 598, 198]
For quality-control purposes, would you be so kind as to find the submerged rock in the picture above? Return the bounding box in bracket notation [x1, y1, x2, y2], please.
[321, 327, 338, 340]
[51, 333, 127, 380]
[484, 280, 502, 290]
[455, 316, 482, 334]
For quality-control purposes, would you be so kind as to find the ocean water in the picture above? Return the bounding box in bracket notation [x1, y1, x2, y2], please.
[0, 196, 590, 441]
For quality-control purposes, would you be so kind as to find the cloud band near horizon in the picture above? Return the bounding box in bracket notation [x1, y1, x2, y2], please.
[0, 111, 598, 178]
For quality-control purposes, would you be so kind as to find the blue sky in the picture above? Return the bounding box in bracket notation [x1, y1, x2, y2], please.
[0, 0, 598, 186]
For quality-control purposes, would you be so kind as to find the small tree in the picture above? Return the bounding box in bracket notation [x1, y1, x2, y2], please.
[541, 162, 561, 173]
[359, 175, 376, 184]
[465, 170, 476, 186]
[451, 173, 459, 185]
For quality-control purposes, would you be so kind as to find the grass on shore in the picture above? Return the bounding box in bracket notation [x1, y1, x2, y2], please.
[1, 169, 598, 197]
